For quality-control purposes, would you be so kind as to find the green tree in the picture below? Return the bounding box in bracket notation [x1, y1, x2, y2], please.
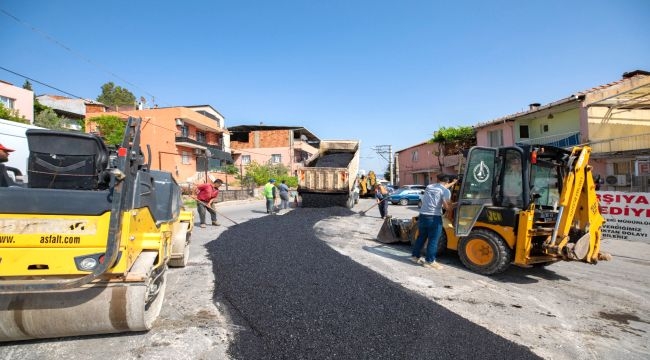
[96, 82, 136, 107]
[93, 115, 126, 145]
[0, 103, 28, 123]
[244, 161, 297, 187]
[34, 108, 66, 130]
[22, 80, 33, 91]
[431, 125, 476, 156]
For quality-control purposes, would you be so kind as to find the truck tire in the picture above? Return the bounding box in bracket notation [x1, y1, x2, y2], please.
[458, 229, 512, 275]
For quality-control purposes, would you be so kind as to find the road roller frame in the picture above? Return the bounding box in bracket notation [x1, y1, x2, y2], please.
[0, 117, 193, 341]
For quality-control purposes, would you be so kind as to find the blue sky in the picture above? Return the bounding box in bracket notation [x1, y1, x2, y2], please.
[2, 0, 649, 175]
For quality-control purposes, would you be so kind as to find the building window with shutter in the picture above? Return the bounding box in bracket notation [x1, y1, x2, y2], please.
[488, 129, 503, 147]
[182, 151, 191, 165]
[0, 96, 15, 109]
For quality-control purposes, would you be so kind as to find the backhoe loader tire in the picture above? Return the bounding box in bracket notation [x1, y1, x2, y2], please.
[459, 229, 512, 275]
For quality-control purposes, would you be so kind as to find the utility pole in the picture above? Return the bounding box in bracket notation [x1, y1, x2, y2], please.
[371, 145, 393, 183]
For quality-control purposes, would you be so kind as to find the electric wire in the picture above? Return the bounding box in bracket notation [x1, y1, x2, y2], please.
[0, 8, 160, 104]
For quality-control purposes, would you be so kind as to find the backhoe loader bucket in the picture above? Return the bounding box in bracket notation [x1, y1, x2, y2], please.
[376, 216, 413, 244]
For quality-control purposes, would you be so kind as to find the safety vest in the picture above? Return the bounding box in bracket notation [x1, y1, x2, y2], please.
[263, 183, 275, 199]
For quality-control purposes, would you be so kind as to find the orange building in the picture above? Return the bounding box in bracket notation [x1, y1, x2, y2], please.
[86, 106, 231, 184]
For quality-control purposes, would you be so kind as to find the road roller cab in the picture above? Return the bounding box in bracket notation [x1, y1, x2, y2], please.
[0, 117, 194, 341]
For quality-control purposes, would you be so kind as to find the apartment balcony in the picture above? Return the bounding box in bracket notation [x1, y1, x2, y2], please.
[589, 132, 650, 156]
[517, 131, 581, 148]
[175, 136, 208, 150]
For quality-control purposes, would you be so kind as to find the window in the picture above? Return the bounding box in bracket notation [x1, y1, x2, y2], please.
[0, 96, 15, 109]
[242, 155, 251, 165]
[488, 129, 503, 147]
[181, 151, 191, 165]
[271, 154, 282, 163]
[196, 131, 206, 143]
[519, 125, 529, 138]
[411, 150, 419, 162]
[540, 124, 549, 133]
[180, 125, 189, 137]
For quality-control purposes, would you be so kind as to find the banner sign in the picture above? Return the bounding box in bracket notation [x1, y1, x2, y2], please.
[597, 191, 650, 242]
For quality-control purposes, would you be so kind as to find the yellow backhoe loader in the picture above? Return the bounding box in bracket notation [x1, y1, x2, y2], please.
[0, 117, 194, 341]
[378, 144, 610, 275]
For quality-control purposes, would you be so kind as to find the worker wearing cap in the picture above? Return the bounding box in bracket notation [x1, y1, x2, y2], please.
[0, 143, 16, 187]
[264, 179, 277, 214]
[196, 178, 223, 228]
[0, 143, 14, 163]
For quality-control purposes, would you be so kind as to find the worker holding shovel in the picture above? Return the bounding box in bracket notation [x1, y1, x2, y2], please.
[195, 178, 223, 228]
[375, 183, 389, 219]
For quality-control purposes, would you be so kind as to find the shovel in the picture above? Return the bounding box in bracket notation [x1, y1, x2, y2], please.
[191, 196, 239, 225]
[359, 196, 389, 216]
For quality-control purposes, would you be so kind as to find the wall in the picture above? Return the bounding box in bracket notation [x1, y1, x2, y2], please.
[0, 81, 34, 123]
[395, 142, 439, 186]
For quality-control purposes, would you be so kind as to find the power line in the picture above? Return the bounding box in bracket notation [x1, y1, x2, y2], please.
[0, 65, 183, 134]
[1, 8, 160, 104]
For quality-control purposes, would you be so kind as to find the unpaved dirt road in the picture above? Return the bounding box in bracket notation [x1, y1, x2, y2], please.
[1, 198, 648, 359]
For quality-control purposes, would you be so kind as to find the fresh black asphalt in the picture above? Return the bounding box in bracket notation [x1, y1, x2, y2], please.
[207, 207, 541, 360]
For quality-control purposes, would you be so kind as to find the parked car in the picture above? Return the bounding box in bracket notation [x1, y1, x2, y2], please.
[399, 184, 426, 190]
[388, 188, 423, 205]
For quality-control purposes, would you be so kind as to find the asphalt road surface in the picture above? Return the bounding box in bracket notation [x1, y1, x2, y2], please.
[1, 198, 648, 359]
[209, 206, 539, 359]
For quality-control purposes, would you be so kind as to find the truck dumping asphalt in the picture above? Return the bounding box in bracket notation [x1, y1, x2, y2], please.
[207, 207, 540, 360]
[313, 153, 354, 167]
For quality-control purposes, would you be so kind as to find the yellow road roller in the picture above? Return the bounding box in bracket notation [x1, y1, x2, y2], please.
[0, 117, 193, 341]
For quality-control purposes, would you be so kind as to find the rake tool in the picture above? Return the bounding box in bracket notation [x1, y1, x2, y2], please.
[191, 196, 239, 225]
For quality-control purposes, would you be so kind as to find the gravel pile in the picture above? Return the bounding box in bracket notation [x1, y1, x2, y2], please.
[313, 153, 354, 168]
[208, 207, 540, 360]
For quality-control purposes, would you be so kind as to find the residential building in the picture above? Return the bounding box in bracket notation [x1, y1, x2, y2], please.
[37, 95, 108, 130]
[395, 141, 438, 186]
[396, 137, 471, 186]
[474, 70, 650, 191]
[86, 106, 231, 184]
[0, 80, 34, 123]
[228, 125, 319, 177]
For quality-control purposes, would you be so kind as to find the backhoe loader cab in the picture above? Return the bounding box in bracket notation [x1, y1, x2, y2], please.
[447, 144, 608, 275]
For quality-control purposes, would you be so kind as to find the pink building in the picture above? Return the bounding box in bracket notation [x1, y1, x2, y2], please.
[0, 80, 34, 123]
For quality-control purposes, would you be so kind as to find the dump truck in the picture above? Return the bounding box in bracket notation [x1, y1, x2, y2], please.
[378, 144, 610, 275]
[0, 117, 194, 341]
[298, 140, 360, 208]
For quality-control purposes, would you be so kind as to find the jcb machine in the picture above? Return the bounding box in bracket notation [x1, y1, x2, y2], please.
[0, 117, 194, 341]
[379, 144, 610, 275]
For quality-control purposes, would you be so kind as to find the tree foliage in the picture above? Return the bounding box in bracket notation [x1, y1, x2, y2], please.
[431, 125, 477, 156]
[22, 80, 33, 91]
[93, 115, 126, 145]
[96, 82, 136, 107]
[34, 108, 66, 130]
[0, 103, 28, 123]
[244, 161, 298, 187]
